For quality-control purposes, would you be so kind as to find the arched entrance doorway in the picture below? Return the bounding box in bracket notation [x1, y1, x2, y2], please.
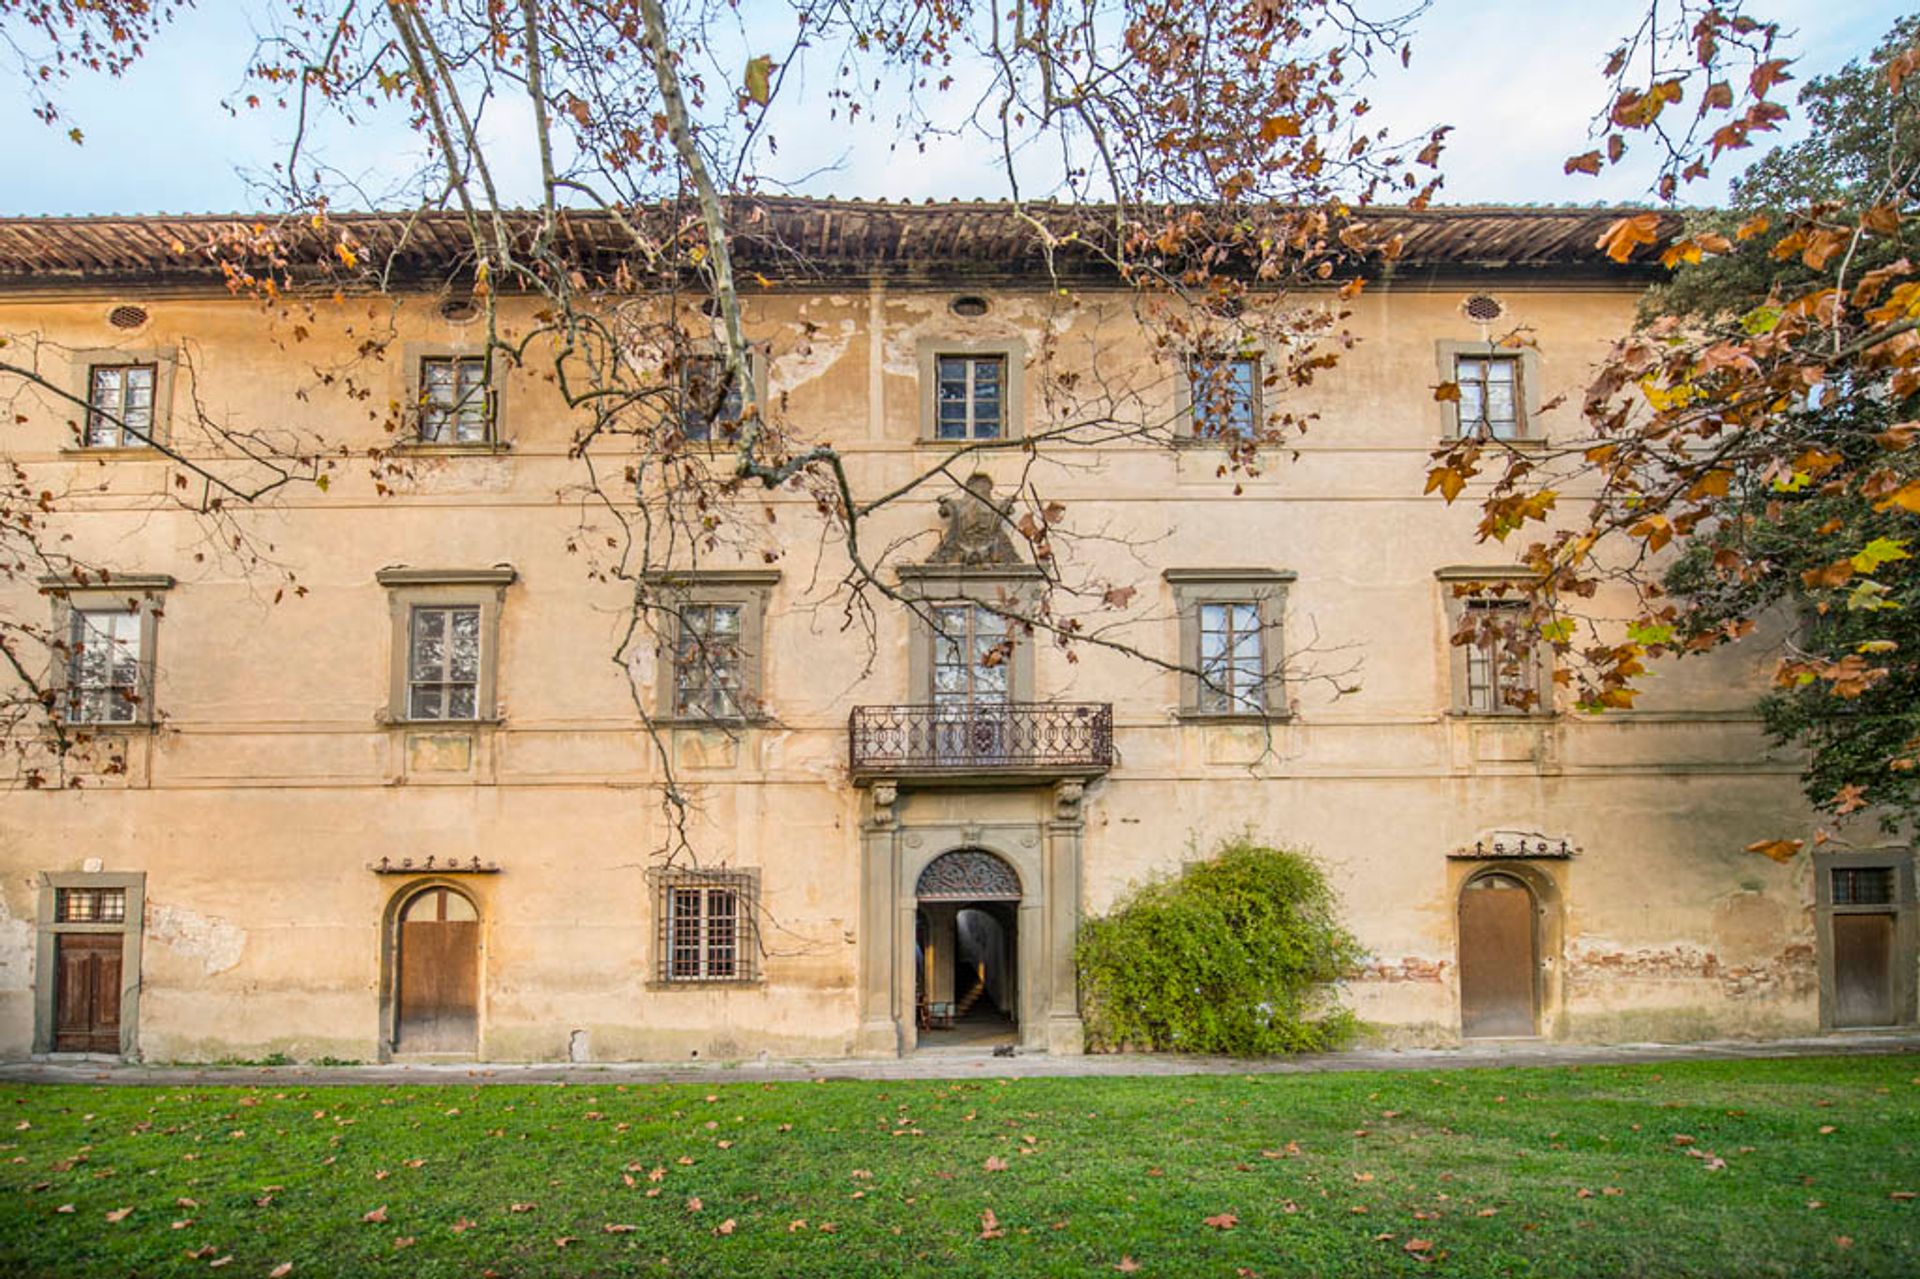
[1458, 871, 1539, 1038]
[389, 884, 480, 1055]
[915, 849, 1021, 1048]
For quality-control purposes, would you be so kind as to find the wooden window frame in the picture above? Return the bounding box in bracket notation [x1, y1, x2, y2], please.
[650, 868, 760, 986]
[1165, 568, 1294, 720]
[377, 567, 515, 724]
[32, 870, 146, 1057]
[1181, 353, 1263, 441]
[675, 346, 769, 446]
[1435, 340, 1541, 442]
[1438, 567, 1553, 718]
[641, 570, 779, 724]
[67, 347, 178, 452]
[41, 575, 172, 729]
[400, 345, 507, 450]
[1813, 847, 1917, 1031]
[917, 337, 1026, 444]
[897, 565, 1042, 703]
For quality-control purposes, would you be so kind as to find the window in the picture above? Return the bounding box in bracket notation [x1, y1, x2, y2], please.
[654, 870, 758, 983]
[1440, 569, 1549, 716]
[1188, 355, 1259, 439]
[673, 603, 744, 718]
[1455, 354, 1521, 439]
[43, 575, 170, 727]
[56, 887, 126, 923]
[1165, 569, 1293, 718]
[679, 354, 745, 442]
[931, 604, 1011, 709]
[644, 570, 778, 722]
[86, 364, 157, 447]
[935, 354, 1005, 440]
[407, 604, 482, 721]
[1833, 867, 1895, 906]
[418, 355, 492, 444]
[378, 567, 514, 724]
[917, 338, 1026, 443]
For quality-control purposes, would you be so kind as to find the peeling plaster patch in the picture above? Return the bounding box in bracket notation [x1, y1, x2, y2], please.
[0, 897, 32, 992]
[386, 455, 514, 495]
[767, 319, 855, 395]
[1353, 956, 1450, 983]
[147, 902, 246, 975]
[1568, 941, 1815, 1001]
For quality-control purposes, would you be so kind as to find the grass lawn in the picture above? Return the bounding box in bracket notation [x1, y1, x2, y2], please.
[1, 1055, 1916, 1277]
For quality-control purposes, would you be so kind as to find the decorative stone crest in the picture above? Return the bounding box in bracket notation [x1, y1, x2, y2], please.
[915, 849, 1023, 901]
[929, 473, 1020, 566]
[1448, 829, 1578, 860]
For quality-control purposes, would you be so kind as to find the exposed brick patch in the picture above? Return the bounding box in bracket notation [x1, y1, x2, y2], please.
[1568, 944, 1816, 1001]
[1353, 957, 1450, 984]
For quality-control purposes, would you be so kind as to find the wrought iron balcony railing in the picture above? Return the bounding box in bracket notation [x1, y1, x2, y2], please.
[849, 702, 1113, 780]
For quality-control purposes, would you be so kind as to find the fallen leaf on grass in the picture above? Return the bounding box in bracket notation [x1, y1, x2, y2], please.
[208, 1256, 233, 1269]
[451, 1218, 476, 1233]
[268, 1264, 292, 1278]
[553, 1236, 577, 1249]
[1115, 1259, 1141, 1274]
[1891, 1191, 1916, 1201]
[54, 1204, 73, 1214]
[105, 1207, 133, 1222]
[1405, 1238, 1433, 1255]
[715, 1219, 736, 1236]
[1819, 1125, 1836, 1135]
[176, 1197, 199, 1209]
[508, 1203, 536, 1213]
[788, 1219, 807, 1232]
[172, 1219, 193, 1230]
[603, 1223, 638, 1234]
[1835, 1236, 1854, 1249]
[685, 1197, 703, 1213]
[980, 1209, 1005, 1240]
[184, 1245, 217, 1260]
[1203, 1213, 1239, 1230]
[362, 1206, 388, 1224]
[983, 1156, 1009, 1172]
[393, 1237, 415, 1250]
[1475, 1208, 1498, 1217]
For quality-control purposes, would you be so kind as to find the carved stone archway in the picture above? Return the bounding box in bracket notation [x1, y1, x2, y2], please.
[916, 849, 1023, 902]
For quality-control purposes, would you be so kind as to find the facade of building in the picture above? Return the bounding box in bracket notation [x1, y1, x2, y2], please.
[0, 201, 1914, 1064]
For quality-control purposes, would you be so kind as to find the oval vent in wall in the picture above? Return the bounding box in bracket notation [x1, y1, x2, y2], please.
[1462, 293, 1506, 323]
[438, 296, 480, 322]
[950, 295, 990, 318]
[107, 304, 150, 331]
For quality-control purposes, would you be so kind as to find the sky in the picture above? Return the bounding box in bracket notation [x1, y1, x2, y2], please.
[0, 0, 1911, 216]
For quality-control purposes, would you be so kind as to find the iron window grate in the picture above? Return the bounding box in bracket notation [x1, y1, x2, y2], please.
[57, 887, 126, 923]
[654, 871, 758, 982]
[1832, 867, 1895, 906]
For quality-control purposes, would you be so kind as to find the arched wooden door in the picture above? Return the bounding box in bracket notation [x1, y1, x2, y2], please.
[394, 886, 479, 1053]
[1458, 872, 1538, 1038]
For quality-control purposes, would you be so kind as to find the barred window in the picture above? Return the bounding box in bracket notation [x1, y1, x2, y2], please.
[1189, 355, 1258, 438]
[1455, 355, 1521, 440]
[420, 356, 492, 444]
[1832, 867, 1895, 906]
[935, 354, 1004, 440]
[87, 364, 157, 447]
[680, 355, 746, 442]
[56, 887, 126, 923]
[67, 608, 143, 724]
[1197, 601, 1264, 713]
[656, 873, 757, 982]
[673, 603, 744, 719]
[1463, 597, 1539, 714]
[408, 604, 482, 720]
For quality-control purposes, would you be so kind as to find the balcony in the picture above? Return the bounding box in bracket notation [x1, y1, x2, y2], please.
[849, 702, 1113, 784]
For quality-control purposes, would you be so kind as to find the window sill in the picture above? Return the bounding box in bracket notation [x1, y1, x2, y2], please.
[1450, 710, 1558, 722]
[388, 440, 512, 456]
[915, 433, 1018, 447]
[644, 978, 764, 992]
[1440, 435, 1547, 450]
[657, 715, 771, 729]
[54, 719, 157, 734]
[1175, 710, 1292, 724]
[60, 446, 168, 460]
[382, 716, 504, 728]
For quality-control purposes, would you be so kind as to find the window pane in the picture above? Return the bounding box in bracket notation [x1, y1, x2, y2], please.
[447, 607, 481, 682]
[1832, 867, 1895, 906]
[410, 608, 447, 682]
[410, 685, 444, 720]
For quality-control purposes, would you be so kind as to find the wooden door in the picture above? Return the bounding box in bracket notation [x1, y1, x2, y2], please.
[1459, 875, 1537, 1038]
[54, 934, 123, 1052]
[395, 888, 479, 1053]
[1832, 913, 1896, 1027]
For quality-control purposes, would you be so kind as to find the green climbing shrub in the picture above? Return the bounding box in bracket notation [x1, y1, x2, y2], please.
[1076, 837, 1361, 1054]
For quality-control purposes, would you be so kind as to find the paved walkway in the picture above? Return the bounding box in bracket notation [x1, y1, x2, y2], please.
[4, 1030, 1917, 1088]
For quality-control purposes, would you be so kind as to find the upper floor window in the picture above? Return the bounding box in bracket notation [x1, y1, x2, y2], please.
[1454, 354, 1522, 439]
[407, 604, 482, 721]
[87, 364, 157, 448]
[935, 354, 1005, 440]
[1165, 569, 1292, 718]
[931, 604, 1011, 708]
[679, 354, 746, 443]
[1188, 355, 1259, 439]
[643, 569, 778, 722]
[419, 355, 493, 444]
[673, 603, 745, 718]
[377, 567, 514, 723]
[1440, 570, 1549, 716]
[67, 608, 143, 725]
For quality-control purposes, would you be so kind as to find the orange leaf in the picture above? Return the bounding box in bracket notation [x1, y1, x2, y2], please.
[1597, 213, 1663, 263]
[1744, 838, 1804, 863]
[1433, 381, 1461, 403]
[1204, 1213, 1239, 1230]
[1564, 151, 1604, 176]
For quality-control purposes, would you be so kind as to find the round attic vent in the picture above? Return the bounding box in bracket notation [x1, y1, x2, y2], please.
[950, 295, 990, 318]
[1463, 293, 1506, 323]
[107, 304, 150, 331]
[438, 296, 480, 323]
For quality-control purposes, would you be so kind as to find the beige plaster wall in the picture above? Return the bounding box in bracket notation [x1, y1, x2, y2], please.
[0, 275, 1831, 1061]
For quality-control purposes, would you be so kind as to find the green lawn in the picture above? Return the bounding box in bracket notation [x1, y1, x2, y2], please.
[1, 1056, 1916, 1277]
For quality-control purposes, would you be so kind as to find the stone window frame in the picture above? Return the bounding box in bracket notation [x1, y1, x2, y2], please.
[376, 567, 515, 724]
[916, 336, 1027, 445]
[1177, 350, 1265, 441]
[1437, 566, 1554, 718]
[41, 574, 173, 729]
[647, 867, 762, 988]
[896, 564, 1043, 703]
[674, 343, 771, 447]
[1164, 568, 1295, 720]
[398, 343, 510, 452]
[640, 569, 780, 724]
[1435, 339, 1542, 442]
[66, 346, 179, 453]
[1812, 846, 1917, 1030]
[32, 870, 147, 1056]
